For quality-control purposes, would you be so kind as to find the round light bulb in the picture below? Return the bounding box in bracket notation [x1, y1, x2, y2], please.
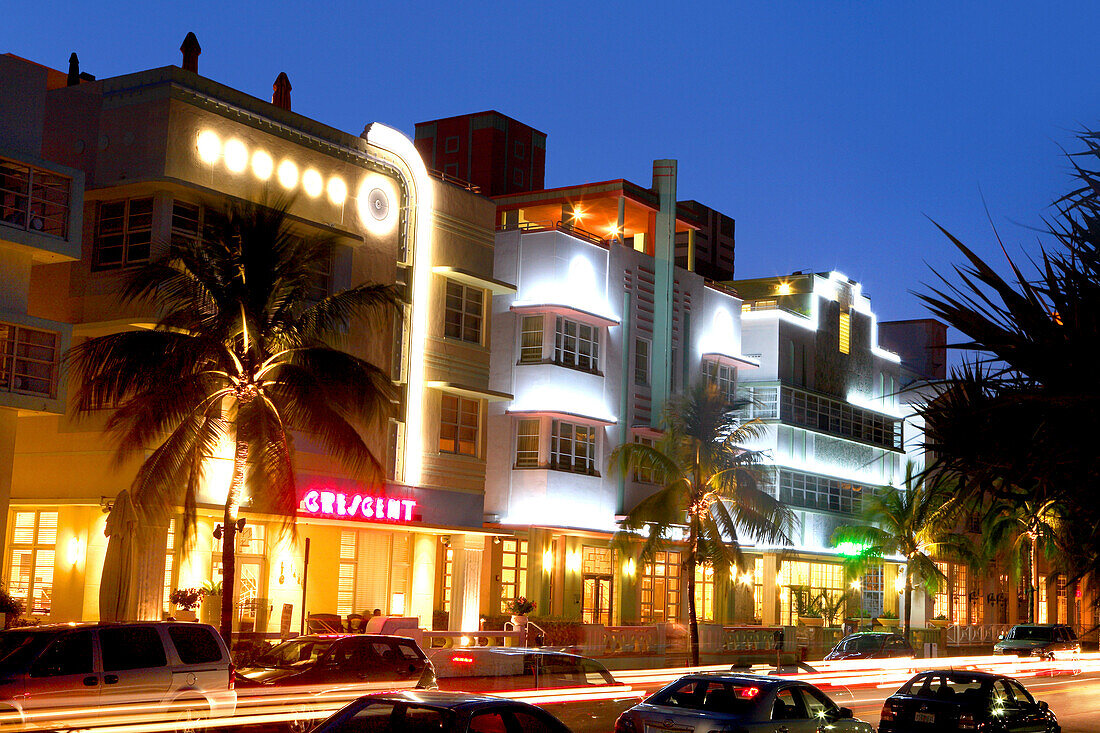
[197, 130, 221, 163]
[224, 139, 248, 173]
[252, 150, 274, 180]
[277, 160, 298, 190]
[303, 168, 323, 198]
[327, 176, 347, 205]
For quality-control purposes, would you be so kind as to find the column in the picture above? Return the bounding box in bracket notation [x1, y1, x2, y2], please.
[1007, 573, 1020, 625]
[649, 160, 677, 427]
[448, 534, 483, 633]
[762, 553, 779, 625]
[409, 533, 436, 629]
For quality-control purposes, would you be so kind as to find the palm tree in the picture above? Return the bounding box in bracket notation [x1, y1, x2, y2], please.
[610, 383, 794, 666]
[832, 463, 974, 644]
[69, 201, 397, 644]
[981, 495, 1063, 623]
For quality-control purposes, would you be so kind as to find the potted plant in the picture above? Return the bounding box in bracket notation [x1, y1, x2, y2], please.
[503, 596, 536, 626]
[200, 581, 222, 625]
[793, 587, 825, 626]
[876, 609, 899, 627]
[0, 587, 23, 629]
[928, 613, 949, 628]
[170, 588, 202, 621]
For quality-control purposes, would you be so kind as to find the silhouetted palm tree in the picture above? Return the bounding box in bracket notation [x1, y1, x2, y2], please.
[611, 383, 794, 665]
[833, 463, 974, 643]
[981, 495, 1063, 623]
[70, 201, 396, 644]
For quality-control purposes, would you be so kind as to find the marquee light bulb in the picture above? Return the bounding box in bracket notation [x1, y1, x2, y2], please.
[327, 176, 347, 205]
[303, 168, 323, 198]
[224, 139, 248, 173]
[197, 130, 221, 163]
[252, 150, 274, 180]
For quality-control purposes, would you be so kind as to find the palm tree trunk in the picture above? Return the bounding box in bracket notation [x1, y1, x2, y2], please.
[1030, 537, 1039, 624]
[903, 571, 913, 646]
[685, 521, 699, 667]
[220, 438, 247, 647]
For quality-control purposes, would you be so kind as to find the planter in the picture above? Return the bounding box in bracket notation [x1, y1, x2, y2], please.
[798, 616, 825, 627]
[928, 618, 949, 628]
[510, 615, 529, 628]
[175, 608, 198, 622]
[876, 617, 899, 627]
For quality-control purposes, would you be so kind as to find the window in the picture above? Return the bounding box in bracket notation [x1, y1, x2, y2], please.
[1038, 575, 1048, 624]
[777, 470, 877, 514]
[737, 385, 778, 419]
[93, 197, 153, 269]
[934, 562, 949, 620]
[515, 419, 540, 468]
[0, 158, 70, 239]
[862, 565, 884, 618]
[839, 311, 851, 354]
[634, 338, 650, 386]
[514, 140, 525, 159]
[952, 565, 968, 625]
[439, 394, 479, 456]
[8, 511, 57, 615]
[338, 531, 357, 616]
[520, 316, 544, 363]
[100, 626, 167, 671]
[162, 518, 176, 614]
[442, 547, 454, 613]
[641, 551, 681, 623]
[0, 323, 60, 398]
[1056, 574, 1067, 623]
[499, 538, 528, 613]
[168, 625, 223, 665]
[778, 561, 845, 626]
[703, 359, 736, 404]
[631, 435, 657, 484]
[445, 136, 460, 154]
[444, 280, 483, 344]
[753, 557, 764, 621]
[30, 631, 93, 677]
[550, 420, 597, 475]
[554, 317, 599, 372]
[780, 387, 902, 450]
[694, 566, 714, 621]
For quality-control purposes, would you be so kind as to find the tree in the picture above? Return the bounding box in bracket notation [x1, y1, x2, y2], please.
[980, 495, 1064, 623]
[610, 383, 794, 666]
[832, 463, 974, 644]
[70, 201, 397, 645]
[918, 128, 1100, 585]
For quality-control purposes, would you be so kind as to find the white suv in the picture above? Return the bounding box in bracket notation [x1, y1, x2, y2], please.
[0, 621, 236, 730]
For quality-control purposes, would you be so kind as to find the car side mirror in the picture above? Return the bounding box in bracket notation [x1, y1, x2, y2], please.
[836, 707, 853, 719]
[1038, 701, 1049, 712]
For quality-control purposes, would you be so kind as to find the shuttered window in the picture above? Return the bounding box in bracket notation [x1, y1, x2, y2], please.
[338, 531, 357, 616]
[8, 511, 57, 615]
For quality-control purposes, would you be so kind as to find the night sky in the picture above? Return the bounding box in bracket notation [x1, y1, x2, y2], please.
[8, 1, 1098, 323]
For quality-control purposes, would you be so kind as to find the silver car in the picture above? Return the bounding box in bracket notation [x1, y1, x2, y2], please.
[993, 624, 1081, 660]
[614, 673, 873, 733]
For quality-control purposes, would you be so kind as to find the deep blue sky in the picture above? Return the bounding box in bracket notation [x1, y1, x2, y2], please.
[9, 1, 1099, 322]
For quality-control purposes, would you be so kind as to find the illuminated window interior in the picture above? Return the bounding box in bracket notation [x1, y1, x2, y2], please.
[338, 531, 357, 616]
[9, 510, 57, 616]
[641, 551, 681, 623]
[499, 538, 529, 613]
[694, 565, 714, 622]
[839, 311, 851, 354]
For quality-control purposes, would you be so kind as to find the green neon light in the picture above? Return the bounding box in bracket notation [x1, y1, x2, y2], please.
[834, 541, 872, 557]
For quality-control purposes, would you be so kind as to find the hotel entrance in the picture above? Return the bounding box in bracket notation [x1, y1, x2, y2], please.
[581, 546, 614, 624]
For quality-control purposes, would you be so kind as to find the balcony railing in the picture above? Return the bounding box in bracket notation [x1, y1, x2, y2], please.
[498, 219, 609, 248]
[0, 322, 60, 399]
[0, 158, 71, 240]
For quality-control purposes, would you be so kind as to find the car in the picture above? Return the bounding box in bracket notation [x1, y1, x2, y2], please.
[614, 673, 873, 733]
[992, 624, 1080, 660]
[0, 621, 235, 731]
[430, 647, 639, 730]
[879, 669, 1059, 732]
[236, 634, 436, 690]
[307, 690, 574, 733]
[823, 632, 914, 661]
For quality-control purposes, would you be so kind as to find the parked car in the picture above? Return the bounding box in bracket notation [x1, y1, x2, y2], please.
[236, 634, 436, 690]
[614, 673, 873, 733]
[0, 621, 235, 731]
[992, 624, 1080, 660]
[309, 690, 573, 733]
[430, 647, 639, 730]
[823, 632, 914, 661]
[879, 669, 1059, 732]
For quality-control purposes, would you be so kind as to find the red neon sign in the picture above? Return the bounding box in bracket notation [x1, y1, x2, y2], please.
[300, 489, 417, 523]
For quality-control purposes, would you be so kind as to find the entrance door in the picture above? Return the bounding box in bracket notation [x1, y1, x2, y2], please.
[237, 559, 264, 631]
[582, 576, 612, 625]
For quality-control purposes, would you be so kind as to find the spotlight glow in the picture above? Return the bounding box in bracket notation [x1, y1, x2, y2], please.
[357, 173, 400, 235]
[327, 176, 348, 205]
[277, 160, 299, 190]
[196, 130, 221, 163]
[303, 168, 323, 198]
[224, 139, 248, 173]
[252, 150, 274, 180]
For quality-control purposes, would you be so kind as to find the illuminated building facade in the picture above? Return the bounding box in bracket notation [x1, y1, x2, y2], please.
[481, 163, 761, 625]
[0, 46, 499, 634]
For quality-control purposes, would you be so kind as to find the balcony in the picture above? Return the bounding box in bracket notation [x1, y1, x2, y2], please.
[0, 315, 70, 415]
[0, 152, 83, 263]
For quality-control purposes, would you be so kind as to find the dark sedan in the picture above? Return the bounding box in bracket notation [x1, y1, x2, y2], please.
[879, 670, 1059, 732]
[614, 673, 873, 733]
[309, 690, 573, 733]
[824, 632, 913, 661]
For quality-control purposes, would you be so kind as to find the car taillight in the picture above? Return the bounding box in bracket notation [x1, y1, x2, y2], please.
[958, 712, 977, 730]
[228, 663, 235, 691]
[614, 713, 636, 733]
[879, 703, 894, 721]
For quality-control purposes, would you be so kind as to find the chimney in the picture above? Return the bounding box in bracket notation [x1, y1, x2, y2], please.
[180, 32, 201, 73]
[67, 53, 80, 86]
[272, 72, 292, 111]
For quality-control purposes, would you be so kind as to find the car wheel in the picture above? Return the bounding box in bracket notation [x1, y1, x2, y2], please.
[173, 702, 210, 733]
[286, 707, 318, 733]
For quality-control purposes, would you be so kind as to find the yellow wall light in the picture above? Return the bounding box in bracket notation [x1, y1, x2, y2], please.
[251, 150, 274, 180]
[224, 139, 248, 173]
[543, 549, 554, 572]
[327, 176, 348, 205]
[357, 172, 400, 236]
[277, 159, 299, 190]
[197, 130, 221, 164]
[624, 558, 636, 577]
[303, 168, 323, 198]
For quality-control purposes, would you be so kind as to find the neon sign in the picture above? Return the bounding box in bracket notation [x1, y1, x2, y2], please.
[300, 489, 417, 523]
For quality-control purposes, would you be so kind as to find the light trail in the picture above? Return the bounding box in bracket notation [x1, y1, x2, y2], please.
[2, 653, 1097, 732]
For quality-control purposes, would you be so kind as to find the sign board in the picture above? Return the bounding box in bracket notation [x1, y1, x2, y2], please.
[299, 489, 418, 524]
[280, 603, 293, 640]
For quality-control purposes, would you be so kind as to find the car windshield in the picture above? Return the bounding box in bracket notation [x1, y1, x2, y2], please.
[649, 679, 764, 715]
[253, 639, 333, 668]
[0, 632, 52, 670]
[901, 673, 989, 701]
[1007, 627, 1053, 641]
